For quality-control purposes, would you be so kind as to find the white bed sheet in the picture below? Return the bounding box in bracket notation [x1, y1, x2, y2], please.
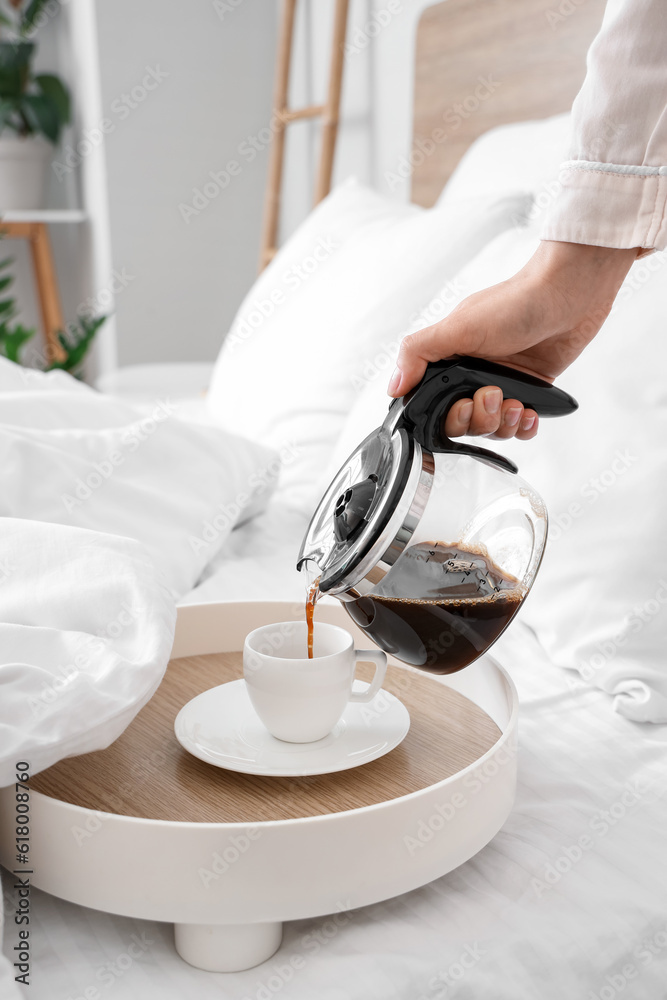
[3, 499, 666, 1000]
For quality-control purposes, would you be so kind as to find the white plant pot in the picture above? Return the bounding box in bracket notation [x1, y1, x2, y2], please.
[0, 134, 53, 210]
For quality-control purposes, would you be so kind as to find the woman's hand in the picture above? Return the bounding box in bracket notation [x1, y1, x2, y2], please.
[387, 239, 639, 440]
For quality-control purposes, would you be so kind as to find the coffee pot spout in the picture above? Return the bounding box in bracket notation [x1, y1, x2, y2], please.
[297, 556, 322, 589]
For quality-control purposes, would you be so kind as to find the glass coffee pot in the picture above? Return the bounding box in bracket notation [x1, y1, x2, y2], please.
[297, 357, 577, 674]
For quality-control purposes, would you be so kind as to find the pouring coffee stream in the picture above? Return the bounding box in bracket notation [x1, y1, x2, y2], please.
[299, 357, 578, 673]
[306, 579, 318, 659]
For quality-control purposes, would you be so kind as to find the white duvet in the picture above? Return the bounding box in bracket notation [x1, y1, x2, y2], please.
[0, 357, 283, 783]
[0, 359, 277, 599]
[0, 519, 175, 787]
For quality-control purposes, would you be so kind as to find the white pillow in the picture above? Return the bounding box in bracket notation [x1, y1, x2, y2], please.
[0, 359, 278, 598]
[489, 239, 667, 724]
[0, 518, 175, 786]
[207, 177, 531, 514]
[332, 213, 667, 722]
[437, 113, 572, 208]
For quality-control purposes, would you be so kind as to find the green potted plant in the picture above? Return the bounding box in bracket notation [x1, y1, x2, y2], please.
[0, 251, 32, 359]
[0, 250, 105, 376]
[0, 0, 71, 209]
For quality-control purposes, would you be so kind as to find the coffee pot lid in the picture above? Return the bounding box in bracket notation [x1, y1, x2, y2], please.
[296, 419, 420, 594]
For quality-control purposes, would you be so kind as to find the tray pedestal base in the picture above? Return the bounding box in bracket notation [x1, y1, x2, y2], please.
[174, 920, 283, 972]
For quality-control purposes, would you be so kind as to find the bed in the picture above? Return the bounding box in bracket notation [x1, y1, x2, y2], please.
[3, 1, 667, 997]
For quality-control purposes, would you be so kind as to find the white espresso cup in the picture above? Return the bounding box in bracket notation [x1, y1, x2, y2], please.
[243, 620, 388, 743]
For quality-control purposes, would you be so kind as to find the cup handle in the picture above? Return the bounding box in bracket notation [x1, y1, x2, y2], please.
[349, 649, 387, 704]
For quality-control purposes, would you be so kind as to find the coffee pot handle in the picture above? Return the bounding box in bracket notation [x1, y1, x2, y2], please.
[393, 356, 578, 472]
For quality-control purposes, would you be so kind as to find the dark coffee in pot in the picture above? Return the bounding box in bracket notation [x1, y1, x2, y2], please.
[344, 542, 523, 674]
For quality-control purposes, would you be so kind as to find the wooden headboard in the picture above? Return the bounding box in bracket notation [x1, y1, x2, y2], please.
[411, 0, 607, 207]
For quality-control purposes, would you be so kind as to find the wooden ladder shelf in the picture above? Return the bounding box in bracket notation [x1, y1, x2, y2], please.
[259, 0, 350, 271]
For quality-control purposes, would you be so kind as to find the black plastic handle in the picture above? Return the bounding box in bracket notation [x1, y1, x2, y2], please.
[392, 356, 578, 473]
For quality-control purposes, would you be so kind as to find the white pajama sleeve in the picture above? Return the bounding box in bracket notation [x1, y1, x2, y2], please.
[542, 0, 667, 251]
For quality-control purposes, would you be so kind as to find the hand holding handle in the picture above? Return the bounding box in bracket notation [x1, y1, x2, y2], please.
[349, 649, 387, 703]
[392, 355, 578, 471]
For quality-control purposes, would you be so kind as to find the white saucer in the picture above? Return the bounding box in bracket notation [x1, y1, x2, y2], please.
[174, 679, 410, 777]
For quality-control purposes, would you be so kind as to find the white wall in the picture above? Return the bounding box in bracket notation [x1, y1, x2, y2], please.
[90, 0, 429, 369]
[94, 0, 278, 366]
[4, 1, 435, 372]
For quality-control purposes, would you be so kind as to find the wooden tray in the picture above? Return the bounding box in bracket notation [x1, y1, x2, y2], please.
[32, 652, 501, 823]
[0, 601, 519, 974]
